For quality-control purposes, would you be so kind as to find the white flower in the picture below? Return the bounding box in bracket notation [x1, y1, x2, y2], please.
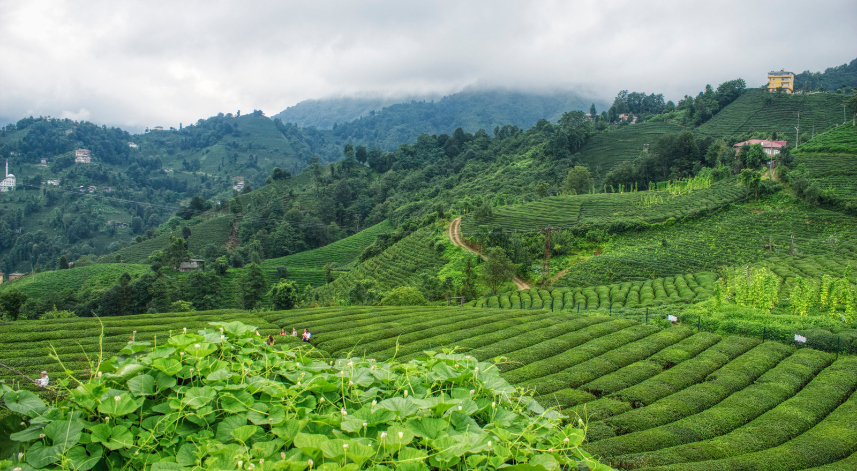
[14, 467, 22, 471]
[349, 381, 354, 385]
[134, 451, 139, 455]
[114, 395, 121, 401]
[563, 437, 569, 443]
[96, 371, 102, 377]
[469, 389, 475, 395]
[19, 422, 24, 426]
[259, 459, 264, 464]
[180, 352, 185, 356]
[578, 418, 584, 426]
[194, 344, 200, 348]
[398, 431, 404, 439]
[487, 440, 492, 447]
[189, 368, 194, 372]
[248, 465, 254, 470]
[455, 364, 459, 368]
[403, 390, 408, 397]
[281, 452, 286, 459]
[347, 361, 353, 366]
[474, 367, 479, 372]
[341, 408, 347, 416]
[548, 448, 553, 452]
[319, 397, 325, 402]
[183, 327, 187, 333]
[492, 402, 496, 408]
[363, 422, 368, 428]
[380, 432, 387, 439]
[342, 443, 349, 449]
[237, 461, 243, 469]
[268, 418, 273, 422]
[458, 405, 463, 410]
[39, 433, 46, 438]
[372, 400, 377, 406]
[307, 460, 313, 467]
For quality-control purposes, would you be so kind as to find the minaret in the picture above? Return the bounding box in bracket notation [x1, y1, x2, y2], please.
[4, 159, 7, 177]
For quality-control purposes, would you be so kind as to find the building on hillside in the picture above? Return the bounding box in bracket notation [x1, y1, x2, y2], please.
[39, 158, 49, 166]
[102, 186, 113, 192]
[9, 273, 25, 280]
[178, 259, 205, 272]
[0, 272, 4, 284]
[767, 70, 794, 94]
[733, 139, 788, 156]
[75, 149, 91, 164]
[128, 142, 138, 148]
[153, 126, 164, 131]
[46, 179, 59, 186]
[0, 160, 16, 192]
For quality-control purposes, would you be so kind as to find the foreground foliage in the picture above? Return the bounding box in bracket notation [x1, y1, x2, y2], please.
[2, 321, 609, 471]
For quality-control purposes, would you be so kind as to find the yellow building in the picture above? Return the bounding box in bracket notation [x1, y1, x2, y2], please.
[767, 70, 795, 94]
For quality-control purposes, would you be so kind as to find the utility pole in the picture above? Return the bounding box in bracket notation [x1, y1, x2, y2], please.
[541, 226, 553, 290]
[789, 234, 795, 256]
[795, 112, 800, 149]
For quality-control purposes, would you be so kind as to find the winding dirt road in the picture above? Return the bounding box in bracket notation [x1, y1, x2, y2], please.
[448, 217, 531, 290]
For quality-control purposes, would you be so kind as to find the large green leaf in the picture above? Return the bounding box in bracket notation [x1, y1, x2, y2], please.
[151, 462, 183, 471]
[271, 418, 303, 446]
[152, 358, 183, 376]
[182, 386, 216, 409]
[127, 374, 155, 397]
[376, 397, 418, 418]
[44, 416, 84, 451]
[89, 423, 134, 450]
[4, 390, 47, 417]
[176, 442, 200, 467]
[206, 368, 233, 381]
[26, 442, 64, 468]
[215, 414, 247, 443]
[404, 417, 448, 440]
[231, 424, 260, 443]
[96, 393, 138, 417]
[185, 342, 217, 358]
[10, 424, 46, 441]
[294, 432, 329, 456]
[66, 444, 103, 471]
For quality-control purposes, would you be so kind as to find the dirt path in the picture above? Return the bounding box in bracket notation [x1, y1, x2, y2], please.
[448, 218, 531, 290]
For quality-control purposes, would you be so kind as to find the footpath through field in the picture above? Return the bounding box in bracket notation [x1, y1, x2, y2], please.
[448, 217, 531, 290]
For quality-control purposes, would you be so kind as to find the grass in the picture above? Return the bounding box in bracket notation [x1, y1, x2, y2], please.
[3, 306, 857, 469]
[0, 263, 151, 298]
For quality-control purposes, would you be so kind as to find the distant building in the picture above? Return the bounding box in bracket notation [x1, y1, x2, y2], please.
[64, 129, 73, 135]
[162, 167, 173, 173]
[733, 139, 788, 156]
[128, 142, 138, 148]
[39, 158, 49, 166]
[46, 179, 59, 186]
[0, 272, 4, 284]
[9, 272, 25, 280]
[102, 186, 113, 192]
[767, 70, 794, 94]
[153, 126, 164, 131]
[87, 185, 97, 193]
[178, 259, 205, 272]
[75, 149, 91, 164]
[233, 182, 245, 191]
[0, 160, 16, 192]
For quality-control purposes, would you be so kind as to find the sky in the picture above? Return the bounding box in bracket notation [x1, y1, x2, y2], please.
[1, 0, 855, 132]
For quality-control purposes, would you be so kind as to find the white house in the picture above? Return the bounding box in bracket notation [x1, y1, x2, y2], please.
[0, 160, 16, 192]
[75, 149, 91, 164]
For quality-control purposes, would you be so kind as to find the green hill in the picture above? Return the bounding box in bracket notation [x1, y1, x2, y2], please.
[696, 89, 848, 139]
[794, 122, 857, 154]
[575, 121, 687, 181]
[2, 306, 856, 468]
[0, 263, 151, 299]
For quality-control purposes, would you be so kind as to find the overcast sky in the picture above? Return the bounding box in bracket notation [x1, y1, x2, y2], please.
[1, 0, 855, 132]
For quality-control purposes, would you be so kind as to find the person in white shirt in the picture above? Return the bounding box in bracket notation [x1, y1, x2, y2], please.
[35, 371, 49, 387]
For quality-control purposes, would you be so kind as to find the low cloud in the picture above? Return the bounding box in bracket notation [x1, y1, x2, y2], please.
[1, 0, 854, 131]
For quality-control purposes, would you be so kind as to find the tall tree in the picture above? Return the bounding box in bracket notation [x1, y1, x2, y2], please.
[481, 247, 517, 295]
[241, 263, 267, 309]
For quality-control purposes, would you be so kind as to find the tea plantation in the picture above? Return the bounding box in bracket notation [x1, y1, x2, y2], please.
[2, 306, 855, 470]
[575, 122, 686, 182]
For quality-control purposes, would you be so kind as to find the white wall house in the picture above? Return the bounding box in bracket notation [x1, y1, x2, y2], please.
[0, 160, 15, 192]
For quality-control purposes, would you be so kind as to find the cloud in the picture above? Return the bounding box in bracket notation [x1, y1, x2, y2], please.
[1, 0, 854, 131]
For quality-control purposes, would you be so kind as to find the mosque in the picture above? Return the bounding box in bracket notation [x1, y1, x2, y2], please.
[0, 160, 16, 192]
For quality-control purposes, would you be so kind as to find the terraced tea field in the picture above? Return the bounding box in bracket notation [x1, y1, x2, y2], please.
[261, 220, 392, 287]
[2, 307, 855, 470]
[576, 122, 686, 181]
[794, 151, 857, 204]
[556, 201, 857, 287]
[0, 263, 151, 298]
[696, 90, 847, 139]
[471, 272, 716, 311]
[459, 179, 747, 235]
[795, 123, 857, 155]
[108, 215, 233, 263]
[312, 228, 449, 300]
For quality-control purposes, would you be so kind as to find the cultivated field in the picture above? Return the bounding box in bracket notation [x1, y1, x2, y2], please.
[2, 307, 855, 470]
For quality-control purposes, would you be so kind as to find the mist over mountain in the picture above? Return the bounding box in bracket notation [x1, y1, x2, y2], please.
[273, 88, 607, 136]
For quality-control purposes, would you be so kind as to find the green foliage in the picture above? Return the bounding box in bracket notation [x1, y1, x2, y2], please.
[39, 306, 76, 320]
[2, 320, 608, 471]
[268, 279, 299, 310]
[0, 288, 28, 320]
[796, 123, 857, 154]
[482, 247, 517, 295]
[241, 263, 267, 310]
[380, 286, 428, 306]
[564, 166, 594, 195]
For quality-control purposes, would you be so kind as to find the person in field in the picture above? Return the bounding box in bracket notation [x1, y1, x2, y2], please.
[302, 329, 311, 342]
[266, 334, 275, 346]
[292, 328, 297, 336]
[35, 371, 49, 387]
[280, 328, 286, 336]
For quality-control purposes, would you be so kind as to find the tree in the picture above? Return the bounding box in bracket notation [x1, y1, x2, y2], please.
[0, 288, 29, 320]
[461, 256, 477, 300]
[744, 143, 767, 169]
[181, 226, 192, 241]
[162, 235, 189, 270]
[589, 103, 597, 116]
[355, 145, 368, 165]
[482, 247, 517, 295]
[241, 263, 267, 309]
[268, 279, 298, 310]
[57, 254, 69, 270]
[564, 166, 594, 194]
[740, 168, 762, 200]
[380, 286, 428, 306]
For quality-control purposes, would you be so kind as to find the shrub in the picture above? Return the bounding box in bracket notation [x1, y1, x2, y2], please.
[380, 286, 428, 306]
